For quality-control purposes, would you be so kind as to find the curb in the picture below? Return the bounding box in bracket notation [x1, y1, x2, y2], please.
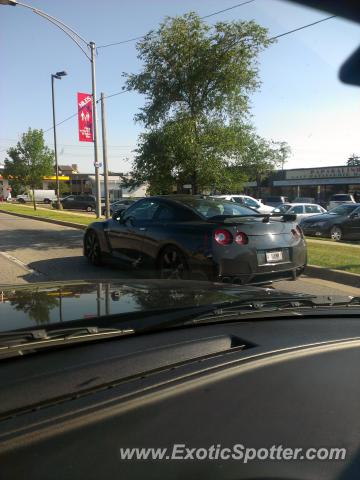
[0, 209, 87, 230]
[306, 265, 360, 289]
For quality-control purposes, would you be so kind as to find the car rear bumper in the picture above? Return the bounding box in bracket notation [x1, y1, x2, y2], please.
[217, 264, 306, 285]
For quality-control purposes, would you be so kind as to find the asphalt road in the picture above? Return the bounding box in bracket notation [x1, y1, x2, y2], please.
[0, 212, 358, 296]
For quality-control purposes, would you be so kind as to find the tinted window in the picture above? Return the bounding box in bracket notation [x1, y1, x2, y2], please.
[179, 198, 256, 219]
[331, 195, 352, 201]
[156, 205, 177, 221]
[329, 204, 358, 215]
[124, 200, 160, 221]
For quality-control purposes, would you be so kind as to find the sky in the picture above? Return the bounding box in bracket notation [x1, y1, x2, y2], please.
[1, 0, 360, 173]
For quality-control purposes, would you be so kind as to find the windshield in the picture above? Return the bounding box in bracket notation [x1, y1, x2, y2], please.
[180, 198, 257, 218]
[1, 0, 359, 334]
[328, 205, 358, 215]
[273, 204, 291, 213]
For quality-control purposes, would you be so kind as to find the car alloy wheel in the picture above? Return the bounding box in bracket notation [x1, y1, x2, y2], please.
[86, 206, 93, 212]
[330, 226, 342, 242]
[158, 246, 189, 280]
[84, 231, 102, 265]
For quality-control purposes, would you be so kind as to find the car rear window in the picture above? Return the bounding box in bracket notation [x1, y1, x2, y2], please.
[329, 204, 359, 215]
[179, 198, 256, 219]
[331, 195, 352, 201]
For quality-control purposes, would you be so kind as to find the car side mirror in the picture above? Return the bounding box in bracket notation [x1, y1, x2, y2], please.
[112, 210, 124, 222]
[350, 212, 360, 219]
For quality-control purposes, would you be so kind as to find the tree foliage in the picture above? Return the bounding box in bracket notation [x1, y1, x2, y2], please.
[124, 13, 288, 194]
[4, 128, 54, 209]
[347, 154, 360, 167]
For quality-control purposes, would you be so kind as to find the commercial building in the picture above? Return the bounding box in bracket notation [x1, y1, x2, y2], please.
[244, 165, 360, 203]
[42, 165, 147, 200]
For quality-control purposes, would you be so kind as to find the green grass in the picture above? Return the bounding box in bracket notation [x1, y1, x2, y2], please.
[0, 203, 95, 226]
[307, 241, 360, 274]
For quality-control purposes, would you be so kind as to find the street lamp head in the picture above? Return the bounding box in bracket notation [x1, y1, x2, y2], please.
[0, 1, 18, 5]
[56, 71, 68, 77]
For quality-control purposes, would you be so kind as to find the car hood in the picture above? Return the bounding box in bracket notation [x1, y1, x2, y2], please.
[0, 279, 313, 332]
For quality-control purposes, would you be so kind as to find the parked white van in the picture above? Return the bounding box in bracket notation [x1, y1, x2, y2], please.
[16, 190, 57, 204]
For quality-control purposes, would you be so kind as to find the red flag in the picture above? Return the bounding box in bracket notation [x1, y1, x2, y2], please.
[77, 92, 93, 142]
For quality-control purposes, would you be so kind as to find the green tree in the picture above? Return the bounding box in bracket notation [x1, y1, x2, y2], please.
[47, 181, 71, 197]
[347, 154, 360, 166]
[124, 13, 274, 194]
[240, 135, 289, 197]
[4, 128, 54, 210]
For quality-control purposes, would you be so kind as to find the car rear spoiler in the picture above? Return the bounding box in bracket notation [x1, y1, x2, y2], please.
[207, 214, 297, 223]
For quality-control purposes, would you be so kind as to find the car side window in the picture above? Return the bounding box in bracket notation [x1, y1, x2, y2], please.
[124, 200, 160, 222]
[290, 205, 304, 214]
[156, 205, 177, 221]
[65, 196, 75, 201]
[305, 205, 318, 213]
[243, 197, 259, 208]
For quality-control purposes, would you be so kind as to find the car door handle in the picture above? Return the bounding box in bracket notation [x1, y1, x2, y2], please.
[139, 227, 147, 231]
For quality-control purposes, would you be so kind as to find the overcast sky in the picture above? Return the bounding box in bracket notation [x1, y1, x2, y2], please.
[1, 0, 359, 173]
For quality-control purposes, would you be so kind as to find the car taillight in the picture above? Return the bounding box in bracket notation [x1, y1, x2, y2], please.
[235, 231, 248, 245]
[214, 229, 232, 245]
[292, 226, 303, 238]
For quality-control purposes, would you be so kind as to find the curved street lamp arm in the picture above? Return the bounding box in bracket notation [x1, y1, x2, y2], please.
[13, 1, 91, 59]
[35, 10, 91, 60]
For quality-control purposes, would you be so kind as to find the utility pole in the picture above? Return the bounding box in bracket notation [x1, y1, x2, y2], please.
[90, 42, 101, 218]
[100, 92, 110, 218]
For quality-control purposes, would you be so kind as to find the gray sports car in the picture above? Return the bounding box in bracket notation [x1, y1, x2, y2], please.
[83, 196, 307, 284]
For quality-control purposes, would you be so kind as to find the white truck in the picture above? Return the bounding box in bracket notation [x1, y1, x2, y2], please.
[16, 190, 57, 204]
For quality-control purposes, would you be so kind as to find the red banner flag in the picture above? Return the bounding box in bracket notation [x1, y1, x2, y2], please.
[77, 92, 93, 142]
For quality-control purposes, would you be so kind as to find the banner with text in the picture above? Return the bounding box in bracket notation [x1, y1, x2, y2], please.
[77, 92, 93, 142]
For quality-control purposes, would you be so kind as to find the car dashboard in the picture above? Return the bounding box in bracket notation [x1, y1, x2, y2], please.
[1, 315, 360, 479]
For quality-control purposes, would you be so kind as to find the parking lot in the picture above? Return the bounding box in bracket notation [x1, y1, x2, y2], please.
[0, 212, 358, 296]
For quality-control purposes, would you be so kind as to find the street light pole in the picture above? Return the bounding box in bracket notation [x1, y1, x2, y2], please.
[51, 71, 67, 210]
[0, 0, 102, 218]
[90, 42, 101, 218]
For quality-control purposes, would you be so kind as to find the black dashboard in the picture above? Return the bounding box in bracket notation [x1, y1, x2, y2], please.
[1, 316, 360, 479]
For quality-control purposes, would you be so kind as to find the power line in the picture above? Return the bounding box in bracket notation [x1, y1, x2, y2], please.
[43, 15, 337, 134]
[270, 14, 336, 40]
[97, 0, 256, 49]
[201, 0, 255, 19]
[44, 89, 130, 133]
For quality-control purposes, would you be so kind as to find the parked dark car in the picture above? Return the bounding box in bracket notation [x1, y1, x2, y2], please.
[300, 203, 360, 241]
[101, 198, 135, 216]
[54, 194, 97, 212]
[263, 196, 289, 207]
[83, 195, 307, 284]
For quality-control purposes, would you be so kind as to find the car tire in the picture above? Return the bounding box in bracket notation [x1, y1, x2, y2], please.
[157, 246, 190, 280]
[86, 206, 93, 212]
[330, 226, 343, 242]
[84, 231, 102, 266]
[17, 198, 25, 204]
[44, 199, 51, 204]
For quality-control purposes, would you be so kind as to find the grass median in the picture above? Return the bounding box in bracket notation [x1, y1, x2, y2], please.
[307, 240, 360, 274]
[0, 203, 95, 226]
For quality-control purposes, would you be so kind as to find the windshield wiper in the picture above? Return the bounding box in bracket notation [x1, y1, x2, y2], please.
[182, 295, 360, 326]
[0, 326, 134, 359]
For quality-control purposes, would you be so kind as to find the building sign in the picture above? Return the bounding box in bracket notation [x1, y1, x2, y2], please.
[77, 92, 93, 142]
[43, 176, 70, 181]
[286, 166, 360, 180]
